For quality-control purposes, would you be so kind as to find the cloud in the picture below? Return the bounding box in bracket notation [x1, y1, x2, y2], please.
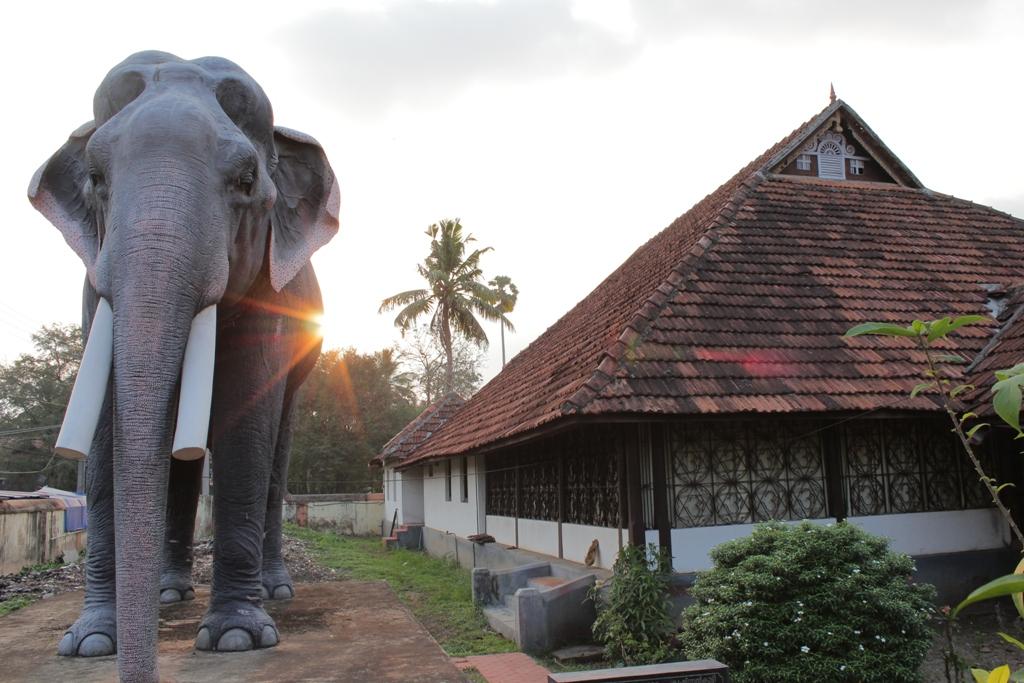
[277, 0, 994, 116]
[631, 0, 992, 42]
[277, 0, 639, 115]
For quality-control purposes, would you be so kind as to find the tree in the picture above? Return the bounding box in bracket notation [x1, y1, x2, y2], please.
[396, 325, 485, 404]
[289, 347, 419, 494]
[0, 323, 83, 491]
[379, 218, 514, 392]
[488, 275, 518, 368]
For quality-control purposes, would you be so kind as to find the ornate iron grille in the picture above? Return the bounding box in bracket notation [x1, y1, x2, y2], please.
[564, 428, 621, 527]
[485, 450, 517, 518]
[667, 420, 829, 528]
[484, 427, 622, 527]
[842, 418, 992, 515]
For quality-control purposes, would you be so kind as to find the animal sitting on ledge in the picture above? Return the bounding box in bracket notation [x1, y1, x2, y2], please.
[585, 539, 600, 567]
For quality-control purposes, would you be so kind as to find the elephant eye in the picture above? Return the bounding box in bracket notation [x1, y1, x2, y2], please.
[89, 171, 108, 200]
[236, 169, 255, 195]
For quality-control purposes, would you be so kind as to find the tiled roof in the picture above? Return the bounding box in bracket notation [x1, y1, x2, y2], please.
[376, 393, 464, 465]
[966, 285, 1024, 416]
[400, 100, 1024, 466]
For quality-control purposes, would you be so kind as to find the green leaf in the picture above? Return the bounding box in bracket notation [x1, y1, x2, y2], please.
[967, 423, 991, 439]
[938, 353, 970, 364]
[960, 411, 979, 423]
[911, 382, 936, 398]
[992, 376, 1024, 433]
[927, 317, 953, 343]
[951, 385, 976, 398]
[1011, 670, 1024, 683]
[973, 669, 990, 683]
[998, 632, 1024, 651]
[996, 483, 1016, 494]
[911, 320, 927, 336]
[995, 364, 1024, 382]
[954, 574, 1024, 617]
[844, 322, 917, 338]
[948, 315, 991, 333]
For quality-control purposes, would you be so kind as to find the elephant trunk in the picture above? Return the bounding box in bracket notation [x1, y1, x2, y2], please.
[109, 234, 209, 682]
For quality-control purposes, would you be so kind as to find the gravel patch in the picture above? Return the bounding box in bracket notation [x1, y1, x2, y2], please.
[0, 560, 84, 603]
[191, 533, 338, 584]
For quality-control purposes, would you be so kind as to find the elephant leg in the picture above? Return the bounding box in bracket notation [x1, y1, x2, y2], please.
[261, 396, 295, 601]
[160, 455, 203, 604]
[59, 391, 117, 657]
[196, 317, 284, 652]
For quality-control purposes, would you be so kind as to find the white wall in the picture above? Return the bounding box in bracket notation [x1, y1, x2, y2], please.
[383, 465, 399, 532]
[484, 515, 624, 570]
[400, 466, 425, 525]
[847, 509, 1010, 556]
[561, 523, 624, 570]
[663, 519, 834, 573]
[423, 455, 483, 538]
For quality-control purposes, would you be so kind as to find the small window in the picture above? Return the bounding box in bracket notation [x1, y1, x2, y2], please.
[796, 154, 812, 171]
[427, 464, 433, 478]
[849, 159, 865, 175]
[461, 457, 469, 502]
[445, 460, 452, 501]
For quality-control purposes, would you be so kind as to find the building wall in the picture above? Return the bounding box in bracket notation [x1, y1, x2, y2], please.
[0, 500, 87, 574]
[400, 465, 425, 525]
[383, 465, 399, 528]
[486, 514, 624, 570]
[422, 454, 483, 538]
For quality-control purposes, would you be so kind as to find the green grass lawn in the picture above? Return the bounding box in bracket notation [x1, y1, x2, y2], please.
[286, 524, 517, 657]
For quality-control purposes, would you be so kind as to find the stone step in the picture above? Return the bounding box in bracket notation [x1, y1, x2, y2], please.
[482, 605, 515, 640]
[527, 576, 569, 590]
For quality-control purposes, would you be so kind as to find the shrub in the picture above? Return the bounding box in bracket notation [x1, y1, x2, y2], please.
[679, 521, 935, 683]
[590, 544, 676, 665]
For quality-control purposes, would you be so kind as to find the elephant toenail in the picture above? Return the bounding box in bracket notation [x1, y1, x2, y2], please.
[272, 585, 294, 600]
[78, 633, 115, 657]
[217, 628, 254, 651]
[160, 589, 181, 604]
[259, 585, 270, 600]
[195, 627, 213, 650]
[57, 633, 76, 657]
[261, 625, 279, 647]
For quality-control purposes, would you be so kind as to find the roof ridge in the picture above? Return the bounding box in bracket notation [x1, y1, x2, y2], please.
[378, 392, 463, 462]
[561, 171, 769, 415]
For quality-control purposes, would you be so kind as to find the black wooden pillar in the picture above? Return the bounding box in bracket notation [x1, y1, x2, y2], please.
[514, 450, 520, 547]
[626, 425, 645, 546]
[557, 453, 565, 559]
[650, 423, 672, 557]
[822, 426, 847, 522]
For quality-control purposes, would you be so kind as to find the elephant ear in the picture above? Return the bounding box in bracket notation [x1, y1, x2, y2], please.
[269, 126, 340, 292]
[27, 121, 99, 282]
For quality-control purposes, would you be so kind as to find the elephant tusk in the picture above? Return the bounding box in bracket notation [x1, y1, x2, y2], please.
[55, 298, 113, 460]
[172, 305, 217, 461]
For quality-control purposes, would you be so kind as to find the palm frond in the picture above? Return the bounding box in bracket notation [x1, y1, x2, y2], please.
[379, 289, 430, 313]
[450, 304, 489, 347]
[393, 298, 434, 333]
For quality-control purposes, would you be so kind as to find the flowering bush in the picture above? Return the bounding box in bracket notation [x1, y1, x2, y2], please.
[679, 521, 935, 683]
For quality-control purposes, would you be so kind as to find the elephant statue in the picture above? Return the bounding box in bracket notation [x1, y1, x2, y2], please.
[28, 51, 338, 681]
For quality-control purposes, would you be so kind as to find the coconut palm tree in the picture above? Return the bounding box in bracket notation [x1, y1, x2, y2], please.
[380, 219, 512, 392]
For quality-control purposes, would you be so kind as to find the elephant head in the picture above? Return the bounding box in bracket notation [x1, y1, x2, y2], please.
[28, 51, 338, 681]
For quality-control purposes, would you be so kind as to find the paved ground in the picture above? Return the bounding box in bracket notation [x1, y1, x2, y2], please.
[0, 581, 466, 682]
[454, 653, 551, 683]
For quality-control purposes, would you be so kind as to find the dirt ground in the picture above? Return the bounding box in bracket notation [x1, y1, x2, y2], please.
[0, 581, 466, 682]
[922, 610, 1024, 682]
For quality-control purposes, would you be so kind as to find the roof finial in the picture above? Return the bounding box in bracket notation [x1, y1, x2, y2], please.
[829, 82, 837, 105]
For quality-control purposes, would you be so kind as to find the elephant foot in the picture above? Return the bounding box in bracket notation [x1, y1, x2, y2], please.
[159, 569, 195, 604]
[260, 561, 294, 600]
[195, 600, 279, 652]
[57, 604, 117, 657]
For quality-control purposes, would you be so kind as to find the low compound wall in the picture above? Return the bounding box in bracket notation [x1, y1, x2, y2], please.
[196, 494, 384, 539]
[0, 498, 87, 574]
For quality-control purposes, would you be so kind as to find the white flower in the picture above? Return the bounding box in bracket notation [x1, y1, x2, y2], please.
[840, 665, 847, 671]
[852, 568, 860, 574]
[853, 630, 861, 635]
[800, 645, 810, 653]
[764, 642, 769, 647]
[859, 645, 865, 651]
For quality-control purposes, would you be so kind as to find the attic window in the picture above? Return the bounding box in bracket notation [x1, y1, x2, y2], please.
[796, 154, 812, 171]
[801, 131, 855, 181]
[850, 159, 865, 175]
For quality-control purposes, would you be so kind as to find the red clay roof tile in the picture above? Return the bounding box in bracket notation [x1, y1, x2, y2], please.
[398, 100, 1024, 466]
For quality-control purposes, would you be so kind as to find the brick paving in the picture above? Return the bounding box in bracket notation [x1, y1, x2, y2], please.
[454, 653, 552, 683]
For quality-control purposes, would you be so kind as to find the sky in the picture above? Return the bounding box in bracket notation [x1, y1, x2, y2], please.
[2, 0, 1022, 386]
